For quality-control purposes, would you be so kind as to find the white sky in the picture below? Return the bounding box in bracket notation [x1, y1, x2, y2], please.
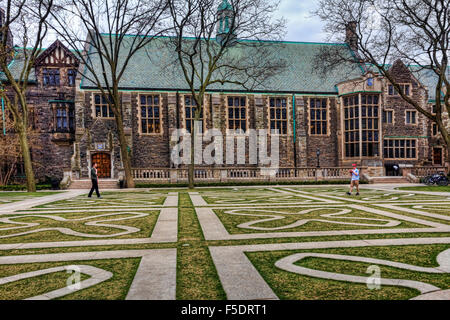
[275, 0, 327, 42]
[43, 0, 327, 47]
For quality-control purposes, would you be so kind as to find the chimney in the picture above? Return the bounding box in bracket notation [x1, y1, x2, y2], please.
[345, 21, 358, 53]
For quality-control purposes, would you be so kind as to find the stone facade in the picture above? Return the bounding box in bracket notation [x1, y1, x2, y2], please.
[2, 39, 449, 182]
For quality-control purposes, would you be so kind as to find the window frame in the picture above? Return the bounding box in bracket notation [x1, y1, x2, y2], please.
[308, 97, 329, 136]
[383, 138, 418, 160]
[52, 102, 75, 133]
[268, 96, 289, 135]
[42, 67, 61, 87]
[138, 94, 163, 135]
[405, 109, 418, 125]
[382, 109, 394, 124]
[388, 83, 412, 97]
[226, 95, 248, 133]
[92, 93, 115, 119]
[432, 122, 439, 137]
[341, 93, 382, 159]
[67, 69, 77, 87]
[183, 94, 206, 134]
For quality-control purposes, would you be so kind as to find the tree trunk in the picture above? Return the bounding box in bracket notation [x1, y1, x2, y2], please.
[17, 124, 36, 192]
[115, 112, 135, 188]
[188, 122, 195, 189]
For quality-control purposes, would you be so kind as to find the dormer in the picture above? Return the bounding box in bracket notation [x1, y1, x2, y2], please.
[35, 40, 79, 87]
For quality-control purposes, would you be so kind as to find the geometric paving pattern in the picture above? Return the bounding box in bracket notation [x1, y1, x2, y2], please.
[0, 186, 449, 300]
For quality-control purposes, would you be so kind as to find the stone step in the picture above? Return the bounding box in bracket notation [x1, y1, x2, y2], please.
[370, 176, 410, 184]
[68, 179, 119, 189]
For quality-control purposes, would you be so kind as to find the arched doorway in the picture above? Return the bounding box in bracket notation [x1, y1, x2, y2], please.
[92, 152, 111, 178]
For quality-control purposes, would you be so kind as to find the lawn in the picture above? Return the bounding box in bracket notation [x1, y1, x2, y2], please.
[398, 186, 450, 192]
[0, 186, 448, 300]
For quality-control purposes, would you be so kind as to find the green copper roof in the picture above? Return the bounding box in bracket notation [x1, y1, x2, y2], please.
[0, 48, 38, 83]
[80, 35, 364, 94]
[218, 0, 233, 11]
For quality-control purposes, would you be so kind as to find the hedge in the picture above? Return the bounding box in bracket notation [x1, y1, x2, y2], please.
[135, 180, 367, 189]
[0, 184, 52, 191]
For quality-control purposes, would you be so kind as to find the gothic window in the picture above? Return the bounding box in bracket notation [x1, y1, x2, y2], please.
[140, 95, 161, 134]
[383, 139, 417, 159]
[185, 95, 204, 133]
[227, 96, 247, 132]
[68, 69, 77, 86]
[343, 94, 360, 158]
[405, 110, 417, 124]
[94, 94, 114, 118]
[269, 97, 287, 135]
[309, 98, 327, 135]
[43, 68, 60, 86]
[52, 102, 74, 133]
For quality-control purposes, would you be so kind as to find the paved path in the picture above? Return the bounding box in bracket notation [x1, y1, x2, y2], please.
[0, 248, 177, 300]
[0, 190, 86, 214]
[0, 186, 449, 300]
[209, 237, 450, 300]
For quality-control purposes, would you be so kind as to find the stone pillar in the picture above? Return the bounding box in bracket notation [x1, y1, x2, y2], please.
[296, 97, 308, 167]
[254, 95, 264, 129]
[170, 168, 178, 183]
[168, 93, 178, 168]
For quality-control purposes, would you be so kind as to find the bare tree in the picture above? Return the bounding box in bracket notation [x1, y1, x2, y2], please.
[0, 0, 54, 192]
[166, 0, 286, 188]
[0, 105, 41, 186]
[48, 0, 169, 188]
[314, 0, 450, 171]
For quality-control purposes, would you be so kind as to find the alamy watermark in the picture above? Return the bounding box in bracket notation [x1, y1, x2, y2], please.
[66, 265, 81, 291]
[170, 121, 280, 176]
[366, 265, 381, 290]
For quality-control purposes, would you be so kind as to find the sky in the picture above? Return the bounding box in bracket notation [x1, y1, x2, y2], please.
[275, 0, 328, 42]
[42, 0, 328, 46]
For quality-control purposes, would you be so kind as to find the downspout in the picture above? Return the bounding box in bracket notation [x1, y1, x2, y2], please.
[293, 94, 297, 169]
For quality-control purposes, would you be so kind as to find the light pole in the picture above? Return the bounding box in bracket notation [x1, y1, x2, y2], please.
[316, 148, 320, 168]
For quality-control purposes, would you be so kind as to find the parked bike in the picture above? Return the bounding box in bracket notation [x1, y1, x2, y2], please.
[424, 172, 449, 186]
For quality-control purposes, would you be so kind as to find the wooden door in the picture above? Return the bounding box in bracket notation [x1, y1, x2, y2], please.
[433, 147, 443, 166]
[92, 153, 111, 178]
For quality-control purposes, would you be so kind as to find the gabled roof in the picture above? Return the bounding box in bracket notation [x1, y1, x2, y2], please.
[35, 40, 79, 67]
[0, 40, 79, 83]
[81, 35, 364, 94]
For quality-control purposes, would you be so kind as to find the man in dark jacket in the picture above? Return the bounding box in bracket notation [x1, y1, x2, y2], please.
[88, 163, 102, 198]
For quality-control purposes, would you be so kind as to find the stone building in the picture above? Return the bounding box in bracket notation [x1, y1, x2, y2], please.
[1, 3, 448, 184]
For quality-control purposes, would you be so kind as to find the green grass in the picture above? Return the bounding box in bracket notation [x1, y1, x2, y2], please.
[213, 207, 428, 234]
[0, 258, 140, 300]
[176, 192, 226, 300]
[398, 186, 450, 192]
[247, 244, 450, 300]
[0, 186, 449, 300]
[0, 210, 160, 243]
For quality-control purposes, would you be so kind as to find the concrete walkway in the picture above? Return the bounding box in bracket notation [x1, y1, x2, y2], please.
[0, 190, 86, 214]
[209, 237, 450, 300]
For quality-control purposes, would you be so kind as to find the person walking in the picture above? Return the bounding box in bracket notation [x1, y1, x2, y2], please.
[347, 163, 360, 196]
[88, 163, 102, 198]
